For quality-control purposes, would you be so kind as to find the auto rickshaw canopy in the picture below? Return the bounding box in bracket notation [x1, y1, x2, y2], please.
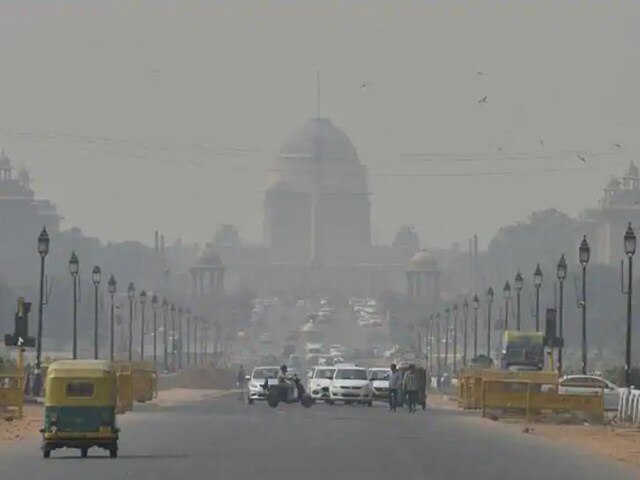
[45, 360, 117, 407]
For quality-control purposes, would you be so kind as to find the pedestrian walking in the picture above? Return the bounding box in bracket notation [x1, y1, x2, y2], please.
[388, 363, 401, 412]
[402, 364, 418, 413]
[237, 365, 246, 401]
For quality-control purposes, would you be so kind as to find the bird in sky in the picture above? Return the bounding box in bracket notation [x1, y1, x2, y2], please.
[614, 142, 622, 149]
[359, 81, 372, 92]
[577, 154, 587, 163]
[477, 70, 485, 76]
[539, 140, 545, 146]
[478, 95, 488, 104]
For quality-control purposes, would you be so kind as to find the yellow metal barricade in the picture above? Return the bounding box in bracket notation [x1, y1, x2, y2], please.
[115, 362, 133, 414]
[480, 370, 604, 422]
[457, 368, 484, 409]
[132, 362, 155, 403]
[0, 372, 24, 418]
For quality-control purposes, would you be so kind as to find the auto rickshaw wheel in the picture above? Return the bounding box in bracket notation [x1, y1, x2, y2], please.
[43, 449, 50, 459]
[109, 446, 118, 458]
[81, 447, 88, 458]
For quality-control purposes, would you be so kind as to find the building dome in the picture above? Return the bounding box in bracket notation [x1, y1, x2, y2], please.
[194, 248, 223, 268]
[627, 161, 639, 178]
[278, 118, 359, 163]
[410, 249, 439, 270]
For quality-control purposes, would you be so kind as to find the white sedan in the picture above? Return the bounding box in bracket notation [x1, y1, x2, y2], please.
[558, 375, 622, 411]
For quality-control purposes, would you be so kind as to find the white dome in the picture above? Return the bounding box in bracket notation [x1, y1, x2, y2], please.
[410, 249, 439, 270]
[278, 118, 359, 164]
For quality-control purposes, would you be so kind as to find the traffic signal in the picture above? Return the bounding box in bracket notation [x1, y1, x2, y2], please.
[4, 297, 36, 348]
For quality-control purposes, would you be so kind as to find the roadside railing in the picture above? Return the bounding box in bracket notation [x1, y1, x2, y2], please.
[618, 388, 640, 424]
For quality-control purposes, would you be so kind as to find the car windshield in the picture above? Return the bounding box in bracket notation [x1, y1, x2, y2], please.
[315, 368, 335, 380]
[335, 369, 368, 380]
[369, 370, 390, 380]
[252, 368, 279, 380]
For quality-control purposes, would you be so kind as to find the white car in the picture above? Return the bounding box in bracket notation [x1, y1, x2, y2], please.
[307, 366, 336, 402]
[330, 366, 373, 406]
[357, 317, 370, 328]
[558, 375, 622, 411]
[368, 368, 390, 400]
[246, 366, 280, 405]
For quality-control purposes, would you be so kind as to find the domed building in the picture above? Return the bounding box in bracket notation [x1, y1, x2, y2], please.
[197, 118, 423, 298]
[264, 118, 371, 262]
[406, 249, 441, 307]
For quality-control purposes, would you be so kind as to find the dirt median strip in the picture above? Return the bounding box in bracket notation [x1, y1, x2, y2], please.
[150, 388, 235, 407]
[0, 404, 43, 444]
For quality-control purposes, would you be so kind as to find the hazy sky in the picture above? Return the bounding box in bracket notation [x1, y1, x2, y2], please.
[0, 1, 639, 249]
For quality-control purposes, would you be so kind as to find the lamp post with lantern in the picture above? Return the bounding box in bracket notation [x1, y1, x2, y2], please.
[69, 251, 79, 359]
[624, 223, 636, 387]
[557, 254, 567, 375]
[452, 303, 459, 373]
[170, 304, 176, 371]
[486, 287, 494, 358]
[579, 236, 591, 374]
[35, 227, 50, 371]
[162, 298, 169, 371]
[444, 307, 450, 372]
[127, 282, 135, 361]
[534, 264, 543, 332]
[92, 266, 101, 359]
[514, 271, 523, 331]
[472, 294, 479, 359]
[462, 298, 469, 367]
[108, 275, 117, 361]
[152, 294, 159, 364]
[503, 282, 511, 330]
[139, 290, 147, 361]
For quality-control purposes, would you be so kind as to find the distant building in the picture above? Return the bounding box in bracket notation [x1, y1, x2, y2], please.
[0, 149, 61, 284]
[584, 161, 640, 264]
[193, 118, 424, 298]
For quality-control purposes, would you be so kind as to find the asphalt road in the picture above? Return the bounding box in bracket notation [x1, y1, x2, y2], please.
[0, 396, 636, 480]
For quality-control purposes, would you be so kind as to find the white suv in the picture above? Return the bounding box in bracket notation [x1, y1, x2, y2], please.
[330, 365, 373, 406]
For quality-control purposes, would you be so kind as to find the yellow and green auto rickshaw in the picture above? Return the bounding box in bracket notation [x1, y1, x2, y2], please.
[41, 359, 119, 458]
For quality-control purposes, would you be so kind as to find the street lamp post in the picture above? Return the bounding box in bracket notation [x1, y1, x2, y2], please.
[92, 266, 101, 359]
[472, 294, 479, 359]
[486, 287, 494, 358]
[462, 298, 469, 367]
[107, 275, 116, 361]
[579, 236, 591, 374]
[139, 290, 147, 361]
[186, 308, 191, 365]
[151, 294, 158, 365]
[557, 254, 567, 375]
[514, 271, 523, 331]
[444, 307, 450, 373]
[162, 298, 168, 371]
[503, 282, 511, 330]
[127, 282, 135, 361]
[624, 223, 637, 387]
[452, 304, 459, 373]
[435, 313, 441, 388]
[35, 226, 50, 372]
[69, 251, 79, 359]
[534, 264, 543, 332]
[170, 304, 176, 371]
[178, 307, 183, 369]
[193, 315, 198, 365]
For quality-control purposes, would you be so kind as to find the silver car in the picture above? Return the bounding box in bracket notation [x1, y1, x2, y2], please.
[558, 375, 622, 411]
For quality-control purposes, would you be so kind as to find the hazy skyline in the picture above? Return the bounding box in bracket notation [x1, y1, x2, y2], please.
[0, 1, 638, 250]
